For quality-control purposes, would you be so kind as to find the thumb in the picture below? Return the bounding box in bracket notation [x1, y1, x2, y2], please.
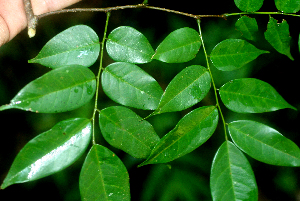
[0, 0, 81, 47]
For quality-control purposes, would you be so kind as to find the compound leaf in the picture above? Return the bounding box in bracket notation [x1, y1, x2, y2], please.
[210, 141, 258, 201]
[29, 25, 100, 68]
[0, 66, 96, 113]
[234, 0, 264, 11]
[264, 17, 294, 60]
[106, 26, 155, 64]
[235, 16, 258, 41]
[228, 120, 300, 166]
[99, 106, 160, 159]
[274, 0, 300, 13]
[139, 106, 218, 166]
[153, 65, 211, 115]
[219, 78, 296, 113]
[79, 145, 130, 201]
[101, 62, 163, 110]
[152, 27, 201, 63]
[210, 39, 268, 71]
[1, 118, 92, 189]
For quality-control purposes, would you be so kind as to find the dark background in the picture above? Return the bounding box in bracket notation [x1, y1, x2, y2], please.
[0, 0, 299, 200]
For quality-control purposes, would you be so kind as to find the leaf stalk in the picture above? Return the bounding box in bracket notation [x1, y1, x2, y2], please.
[197, 19, 228, 141]
[92, 12, 111, 145]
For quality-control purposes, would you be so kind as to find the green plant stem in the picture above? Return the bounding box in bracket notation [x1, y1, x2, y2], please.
[197, 19, 228, 141]
[224, 11, 300, 17]
[92, 12, 111, 145]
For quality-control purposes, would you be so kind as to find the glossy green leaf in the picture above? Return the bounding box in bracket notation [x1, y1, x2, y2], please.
[101, 62, 163, 110]
[210, 39, 268, 71]
[210, 141, 258, 201]
[29, 25, 100, 68]
[1, 118, 92, 189]
[234, 0, 263, 11]
[0, 66, 96, 113]
[264, 17, 294, 60]
[228, 120, 300, 166]
[153, 65, 211, 115]
[152, 27, 201, 63]
[106, 26, 155, 64]
[99, 106, 160, 159]
[219, 78, 296, 113]
[274, 0, 300, 13]
[139, 106, 218, 166]
[235, 16, 258, 41]
[79, 145, 130, 201]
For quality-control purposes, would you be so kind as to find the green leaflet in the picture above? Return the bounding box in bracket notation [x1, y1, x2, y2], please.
[152, 65, 211, 115]
[99, 106, 160, 159]
[234, 0, 264, 11]
[210, 141, 258, 201]
[106, 26, 155, 64]
[1, 118, 92, 189]
[210, 39, 269, 71]
[219, 78, 296, 113]
[152, 27, 201, 63]
[274, 0, 300, 13]
[101, 62, 163, 110]
[228, 120, 300, 166]
[0, 66, 96, 113]
[139, 106, 218, 166]
[29, 25, 100, 68]
[235, 16, 258, 41]
[79, 145, 130, 201]
[264, 17, 294, 60]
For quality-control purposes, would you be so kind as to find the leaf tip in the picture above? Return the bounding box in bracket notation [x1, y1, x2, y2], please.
[290, 105, 297, 111]
[0, 179, 11, 190]
[0, 104, 11, 111]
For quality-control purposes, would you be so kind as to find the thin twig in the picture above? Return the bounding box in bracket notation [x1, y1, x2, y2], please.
[25, 3, 224, 38]
[23, 0, 37, 37]
[36, 4, 225, 20]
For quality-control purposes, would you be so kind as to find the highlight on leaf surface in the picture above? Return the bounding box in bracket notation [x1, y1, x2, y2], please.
[101, 62, 163, 110]
[152, 65, 211, 115]
[210, 141, 258, 201]
[99, 106, 160, 159]
[264, 17, 294, 60]
[219, 78, 296, 113]
[79, 145, 130, 201]
[29, 25, 100, 68]
[139, 106, 218, 166]
[106, 26, 155, 64]
[228, 120, 300, 166]
[0, 66, 96, 113]
[1, 118, 92, 189]
[210, 39, 269, 71]
[234, 0, 264, 12]
[152, 27, 201, 63]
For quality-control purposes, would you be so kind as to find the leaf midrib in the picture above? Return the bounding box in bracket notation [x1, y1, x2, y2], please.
[105, 68, 161, 101]
[12, 69, 95, 106]
[230, 124, 300, 161]
[145, 107, 215, 163]
[158, 70, 209, 110]
[30, 42, 99, 62]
